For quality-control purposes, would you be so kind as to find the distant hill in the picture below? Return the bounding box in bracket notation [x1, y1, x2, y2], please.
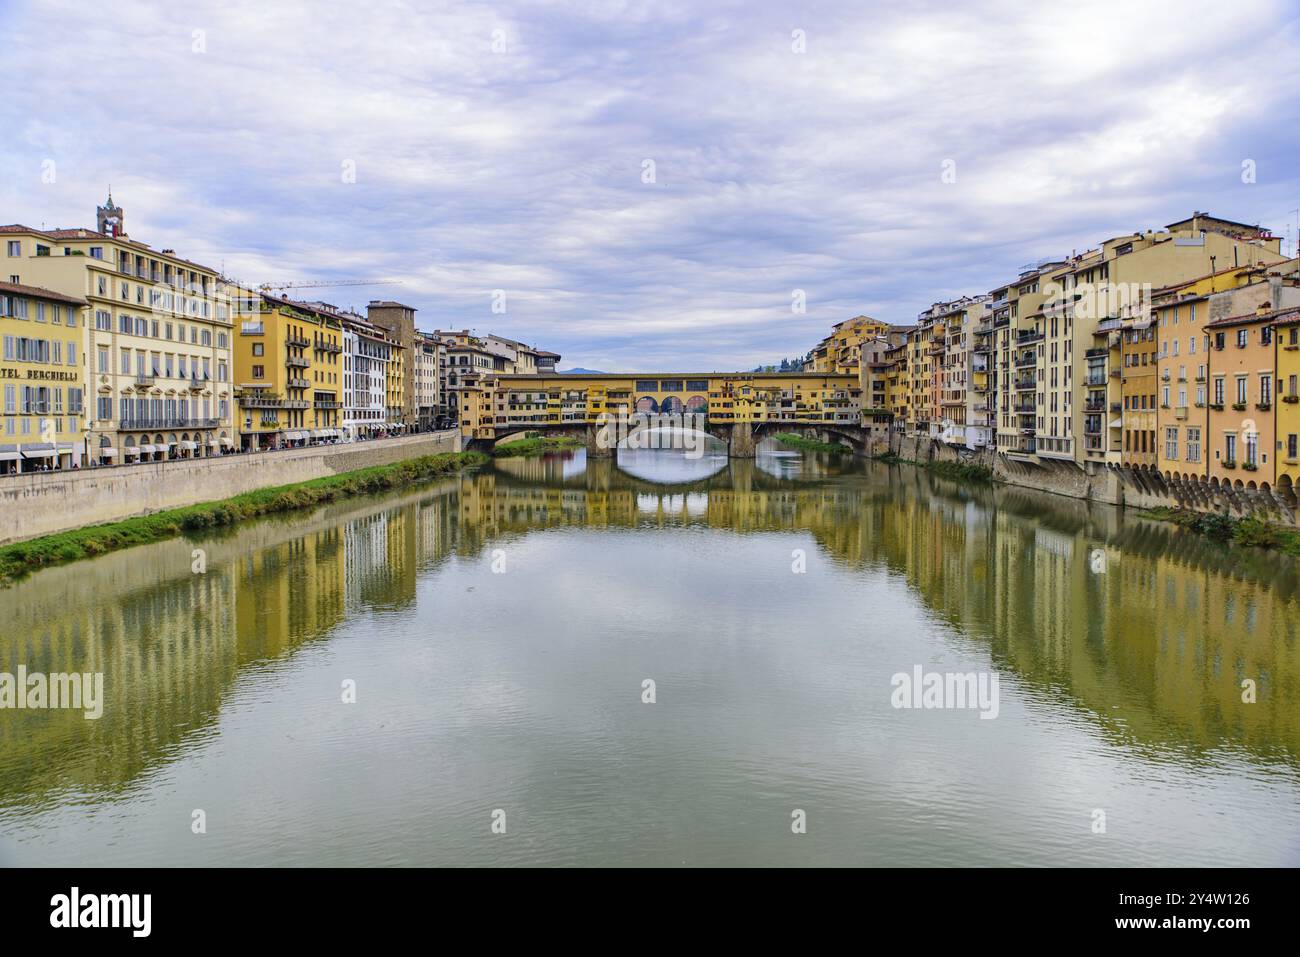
[559, 367, 607, 374]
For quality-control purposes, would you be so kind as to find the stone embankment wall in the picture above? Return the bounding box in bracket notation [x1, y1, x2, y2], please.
[0, 431, 461, 544]
[884, 433, 1299, 524]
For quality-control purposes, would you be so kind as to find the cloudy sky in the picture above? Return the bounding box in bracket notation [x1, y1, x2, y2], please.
[2, 0, 1299, 371]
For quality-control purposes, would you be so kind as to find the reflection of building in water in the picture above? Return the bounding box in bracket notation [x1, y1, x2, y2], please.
[342, 506, 418, 609]
[0, 516, 348, 804]
[4, 457, 1300, 812]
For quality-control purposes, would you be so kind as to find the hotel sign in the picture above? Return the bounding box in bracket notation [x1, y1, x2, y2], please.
[0, 367, 80, 382]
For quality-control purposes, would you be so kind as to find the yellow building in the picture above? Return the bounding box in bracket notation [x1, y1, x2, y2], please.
[1275, 309, 1300, 492]
[0, 281, 88, 472]
[810, 315, 893, 375]
[1151, 260, 1300, 480]
[4, 194, 236, 465]
[233, 294, 342, 451]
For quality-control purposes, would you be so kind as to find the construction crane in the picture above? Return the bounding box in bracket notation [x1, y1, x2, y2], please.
[258, 278, 403, 295]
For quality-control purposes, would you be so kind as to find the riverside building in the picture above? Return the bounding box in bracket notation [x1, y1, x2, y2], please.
[3, 195, 235, 465]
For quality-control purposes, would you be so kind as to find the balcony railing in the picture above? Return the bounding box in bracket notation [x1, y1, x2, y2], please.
[286, 356, 310, 368]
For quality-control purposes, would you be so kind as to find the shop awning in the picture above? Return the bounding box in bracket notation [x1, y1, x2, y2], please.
[181, 441, 198, 450]
[139, 444, 156, 454]
[22, 448, 56, 459]
[0, 451, 19, 461]
[220, 437, 235, 446]
[100, 447, 118, 456]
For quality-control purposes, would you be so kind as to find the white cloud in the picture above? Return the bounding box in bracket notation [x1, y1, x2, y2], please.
[2, 0, 1298, 370]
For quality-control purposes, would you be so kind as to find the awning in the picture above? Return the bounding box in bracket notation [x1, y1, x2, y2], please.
[100, 447, 118, 456]
[220, 438, 235, 446]
[181, 441, 198, 450]
[0, 451, 19, 461]
[310, 430, 323, 438]
[22, 448, 56, 459]
[208, 438, 219, 446]
[1109, 418, 1122, 429]
[140, 444, 156, 454]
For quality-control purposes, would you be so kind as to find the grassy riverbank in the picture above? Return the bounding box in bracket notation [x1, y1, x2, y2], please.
[875, 452, 993, 483]
[1139, 506, 1300, 555]
[0, 451, 487, 584]
[774, 433, 851, 455]
[492, 436, 584, 457]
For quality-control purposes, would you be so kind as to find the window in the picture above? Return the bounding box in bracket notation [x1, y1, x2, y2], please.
[1213, 377, 1224, 405]
[1237, 329, 1248, 348]
[1225, 433, 1236, 464]
[1289, 434, 1298, 461]
[1165, 427, 1178, 460]
[1187, 427, 1201, 463]
[1236, 377, 1248, 405]
[1245, 431, 1258, 467]
[5, 241, 19, 257]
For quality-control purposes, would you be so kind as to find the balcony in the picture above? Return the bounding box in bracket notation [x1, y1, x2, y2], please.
[1016, 330, 1044, 345]
[1084, 400, 1106, 412]
[287, 377, 310, 389]
[314, 397, 342, 409]
[240, 322, 265, 335]
[286, 355, 310, 369]
[1175, 406, 1188, 420]
[317, 341, 343, 354]
[1084, 347, 1108, 358]
[134, 374, 156, 387]
[286, 333, 311, 348]
[1015, 353, 1036, 368]
[1014, 378, 1036, 391]
[1085, 374, 1107, 387]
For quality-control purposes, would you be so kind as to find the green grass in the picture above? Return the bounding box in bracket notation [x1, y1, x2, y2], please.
[1138, 506, 1300, 555]
[0, 451, 487, 584]
[873, 451, 991, 484]
[774, 433, 851, 455]
[492, 436, 584, 458]
[926, 460, 994, 484]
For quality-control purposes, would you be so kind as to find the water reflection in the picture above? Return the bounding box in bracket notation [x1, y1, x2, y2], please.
[1, 451, 1298, 866]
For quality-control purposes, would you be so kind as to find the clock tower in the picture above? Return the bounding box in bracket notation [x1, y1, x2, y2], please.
[97, 190, 124, 237]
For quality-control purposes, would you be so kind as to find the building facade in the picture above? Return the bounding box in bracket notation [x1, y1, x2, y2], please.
[0, 282, 87, 472]
[4, 196, 236, 465]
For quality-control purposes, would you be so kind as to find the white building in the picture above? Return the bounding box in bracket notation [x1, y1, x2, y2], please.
[341, 314, 392, 439]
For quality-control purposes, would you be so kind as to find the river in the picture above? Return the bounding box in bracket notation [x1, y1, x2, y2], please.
[1, 444, 1298, 866]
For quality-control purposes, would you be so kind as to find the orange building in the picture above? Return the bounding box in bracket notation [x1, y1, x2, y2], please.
[1205, 306, 1277, 484]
